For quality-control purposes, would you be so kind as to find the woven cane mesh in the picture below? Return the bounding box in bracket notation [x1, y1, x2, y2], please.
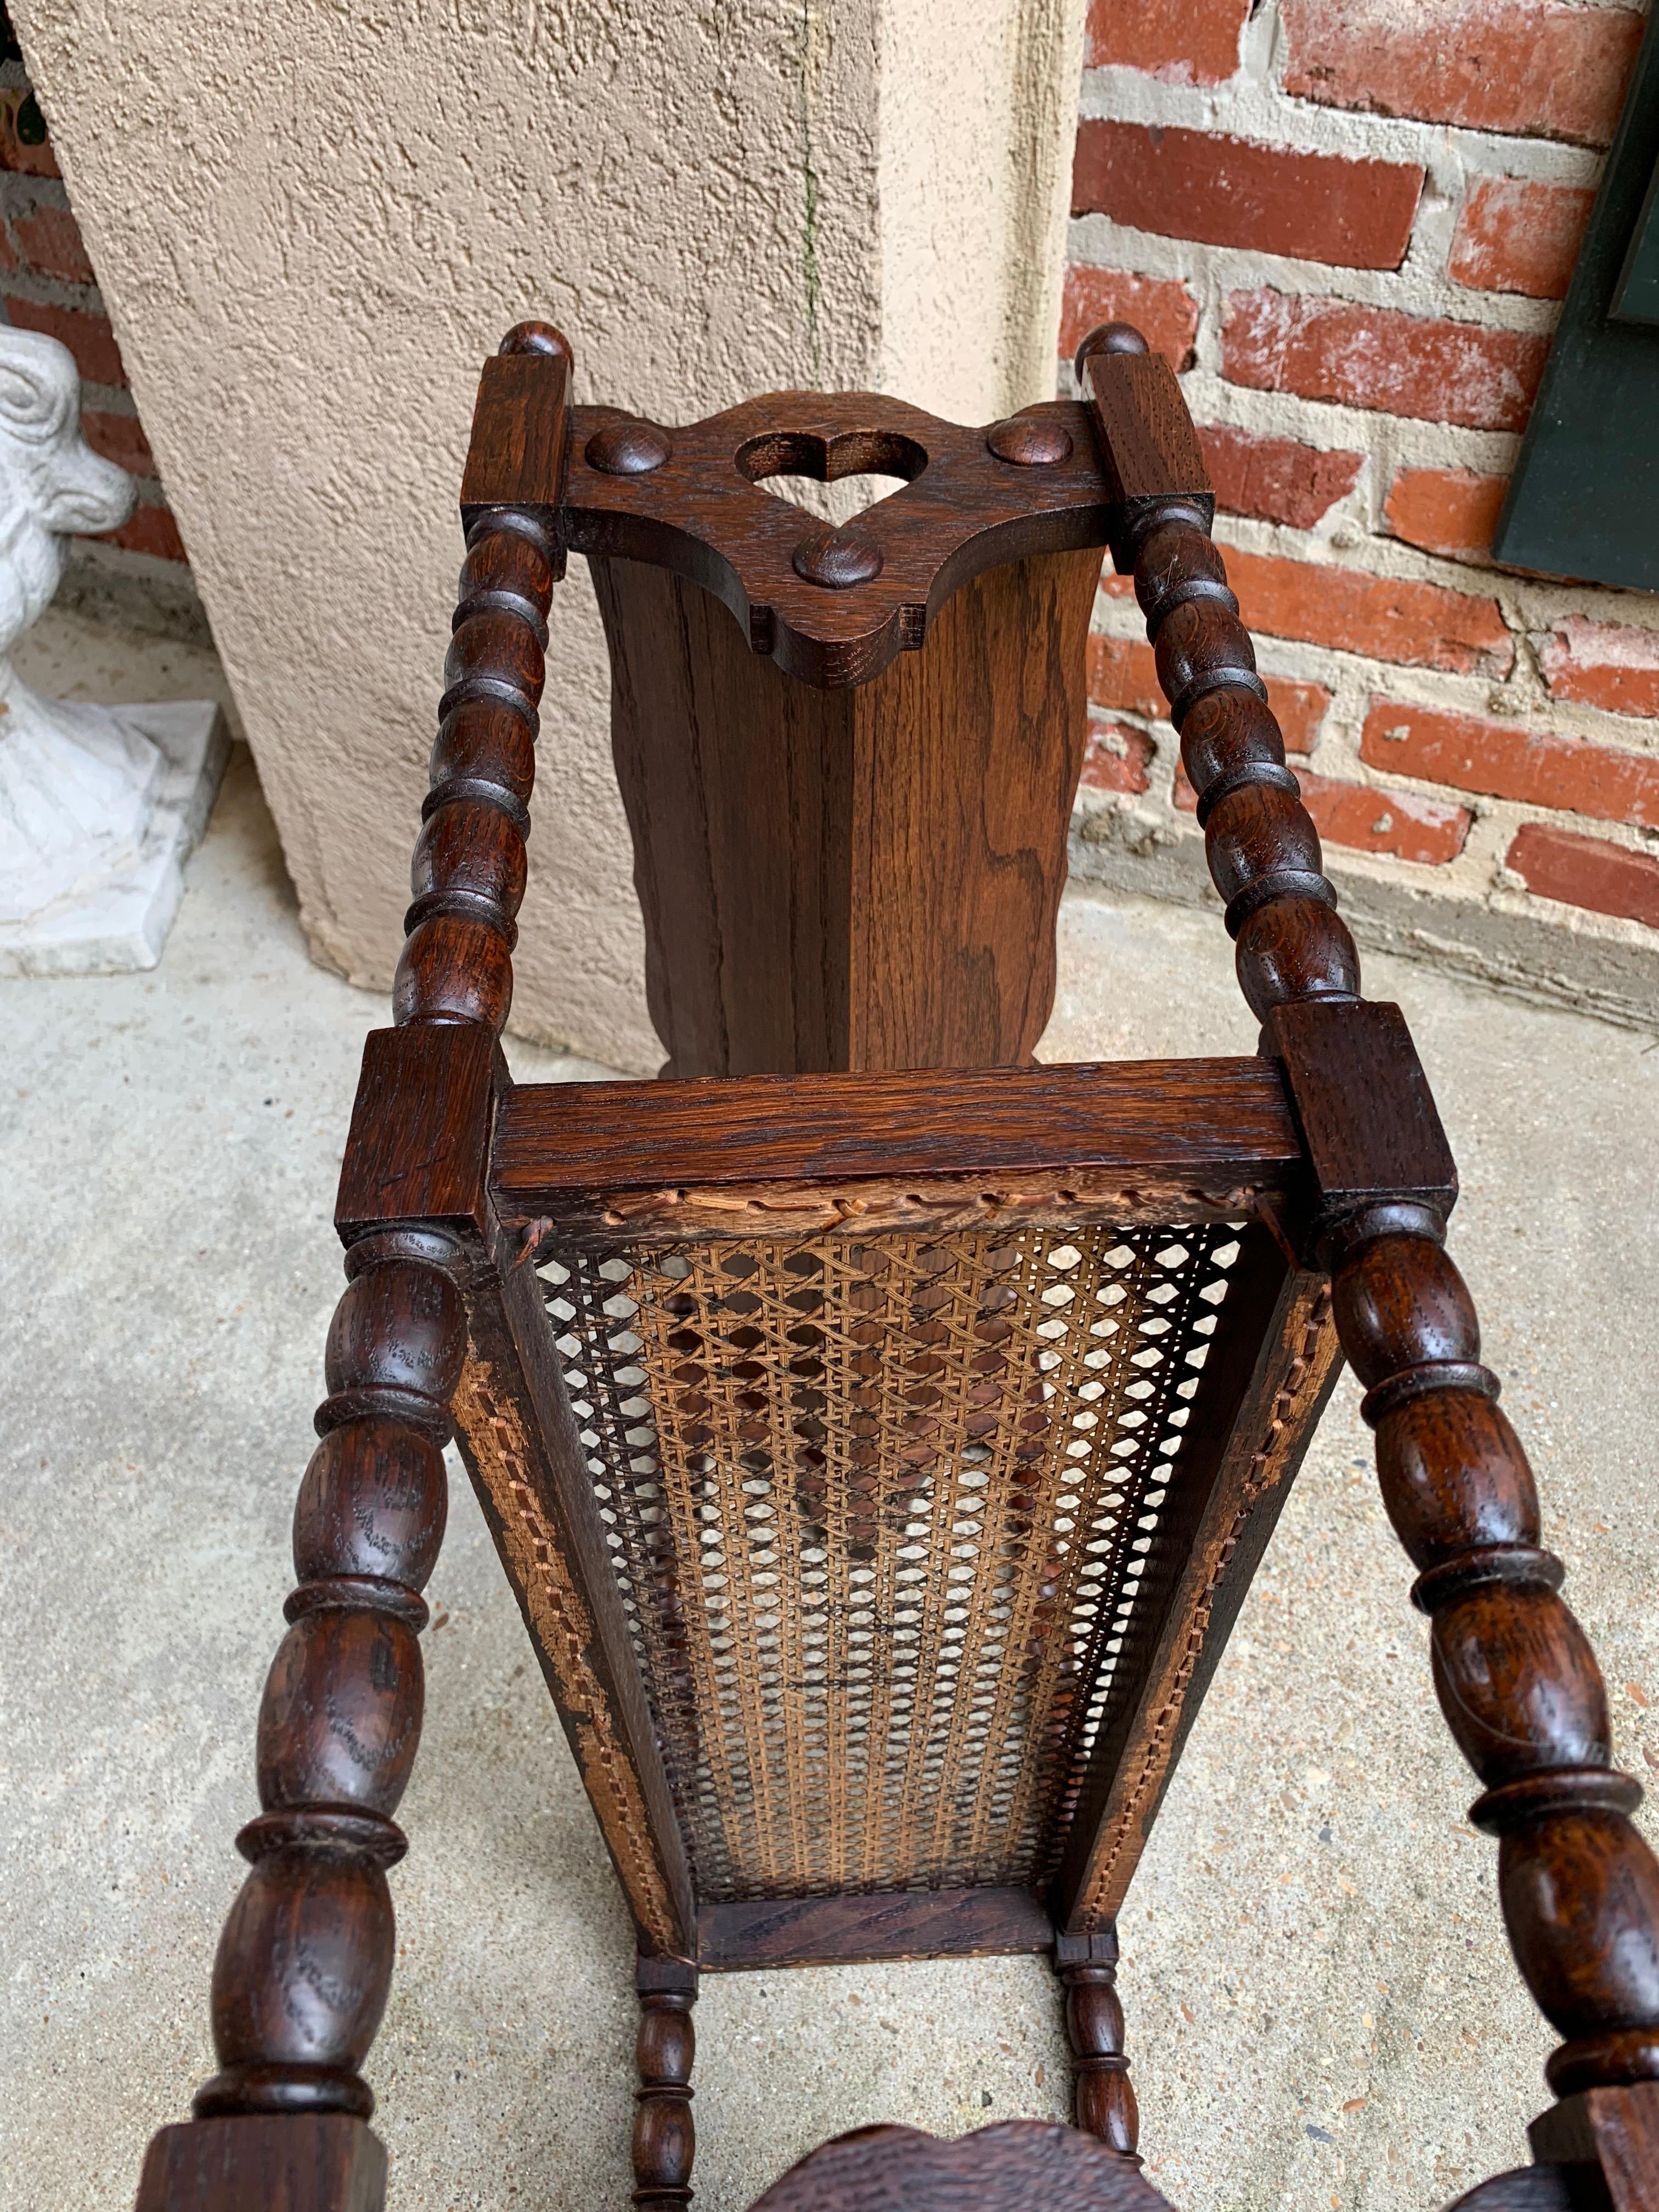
[537, 1222, 1242, 1901]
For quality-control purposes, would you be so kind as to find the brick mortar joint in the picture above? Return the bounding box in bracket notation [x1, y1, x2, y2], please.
[1086, 611, 1659, 758]
[1076, 43, 1618, 181]
[1075, 725, 1659, 868]
[1066, 215, 1571, 340]
[1203, 513, 1659, 653]
[2, 268, 107, 318]
[1145, 365, 1526, 482]
[1085, 600, 1659, 839]
[0, 174, 69, 215]
[1067, 819, 1659, 987]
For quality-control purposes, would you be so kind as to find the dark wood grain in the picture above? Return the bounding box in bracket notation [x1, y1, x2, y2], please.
[174, 1031, 500, 2142]
[747, 2121, 1176, 2212]
[698, 1886, 1054, 1971]
[1443, 2172, 1579, 2212]
[137, 324, 582, 2202]
[134, 2118, 387, 2212]
[144, 323, 1659, 2212]
[459, 332, 571, 563]
[184, 1214, 470, 2133]
[334, 1025, 495, 1240]
[1080, 347, 1212, 537]
[1328, 1205, 1659, 2104]
[396, 459, 558, 1032]
[1074, 373, 1359, 1024]
[1056, 1235, 1342, 1926]
[570, 394, 1114, 689]
[596, 545, 1099, 1076]
[1532, 2086, 1659, 2210]
[634, 1958, 699, 2211]
[494, 1060, 1305, 1244]
[1090, 314, 1659, 2183]
[849, 547, 1099, 1071]
[1058, 1940, 1140, 2164]
[1263, 998, 1459, 1252]
[494, 1057, 1302, 1213]
[447, 1193, 699, 1960]
[595, 551, 852, 1077]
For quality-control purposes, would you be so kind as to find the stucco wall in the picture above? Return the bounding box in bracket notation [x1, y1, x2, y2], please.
[15, 0, 1085, 1069]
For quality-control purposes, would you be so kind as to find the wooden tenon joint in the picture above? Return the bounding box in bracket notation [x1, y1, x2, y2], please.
[1078, 325, 1214, 562]
[1262, 995, 1458, 1268]
[1531, 2084, 1659, 2211]
[1081, 312, 1659, 2144]
[458, 320, 571, 572]
[137, 324, 571, 2211]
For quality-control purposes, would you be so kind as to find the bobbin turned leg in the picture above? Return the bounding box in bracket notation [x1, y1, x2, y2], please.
[1054, 1931, 1140, 2164]
[634, 1958, 698, 2211]
[1075, 315, 1659, 2189]
[132, 322, 573, 2212]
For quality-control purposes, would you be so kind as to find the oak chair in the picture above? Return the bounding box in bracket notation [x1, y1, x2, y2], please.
[133, 322, 1659, 2212]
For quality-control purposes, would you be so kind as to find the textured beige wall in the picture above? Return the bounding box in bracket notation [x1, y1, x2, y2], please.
[877, 0, 1081, 422]
[15, 0, 1085, 1069]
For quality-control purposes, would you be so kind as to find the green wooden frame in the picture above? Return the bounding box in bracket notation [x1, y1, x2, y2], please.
[1493, 5, 1659, 590]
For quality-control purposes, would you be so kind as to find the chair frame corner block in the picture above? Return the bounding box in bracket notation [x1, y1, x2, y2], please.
[133, 321, 1659, 2212]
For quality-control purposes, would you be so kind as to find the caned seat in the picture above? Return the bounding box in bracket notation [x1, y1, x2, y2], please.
[466, 1059, 1338, 1965]
[134, 322, 1659, 2212]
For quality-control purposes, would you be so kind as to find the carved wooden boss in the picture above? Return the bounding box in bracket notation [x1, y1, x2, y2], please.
[135, 324, 1659, 2212]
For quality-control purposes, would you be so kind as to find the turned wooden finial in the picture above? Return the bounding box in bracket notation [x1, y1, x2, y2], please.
[499, 319, 573, 361]
[1074, 321, 1150, 380]
[634, 1963, 699, 2211]
[1057, 1933, 1140, 2166]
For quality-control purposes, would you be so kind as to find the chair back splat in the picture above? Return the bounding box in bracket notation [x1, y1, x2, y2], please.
[133, 321, 1659, 2212]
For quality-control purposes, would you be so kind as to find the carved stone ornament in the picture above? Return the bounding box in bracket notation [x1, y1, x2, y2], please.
[0, 326, 225, 975]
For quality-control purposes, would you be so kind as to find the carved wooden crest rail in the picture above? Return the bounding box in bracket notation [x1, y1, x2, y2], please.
[132, 321, 1659, 2212]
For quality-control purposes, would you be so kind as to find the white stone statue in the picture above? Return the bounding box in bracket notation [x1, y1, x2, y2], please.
[0, 325, 224, 974]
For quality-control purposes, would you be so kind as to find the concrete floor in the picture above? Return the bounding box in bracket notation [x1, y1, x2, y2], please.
[3, 612, 1658, 2212]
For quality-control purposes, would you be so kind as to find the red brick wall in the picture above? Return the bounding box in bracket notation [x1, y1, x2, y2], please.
[1069, 0, 1659, 981]
[0, 60, 190, 572]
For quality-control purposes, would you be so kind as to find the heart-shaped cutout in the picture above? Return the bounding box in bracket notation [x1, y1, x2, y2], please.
[762, 470, 910, 522]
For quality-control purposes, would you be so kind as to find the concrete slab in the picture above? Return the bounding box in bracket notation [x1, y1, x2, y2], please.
[2, 635, 1656, 2212]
